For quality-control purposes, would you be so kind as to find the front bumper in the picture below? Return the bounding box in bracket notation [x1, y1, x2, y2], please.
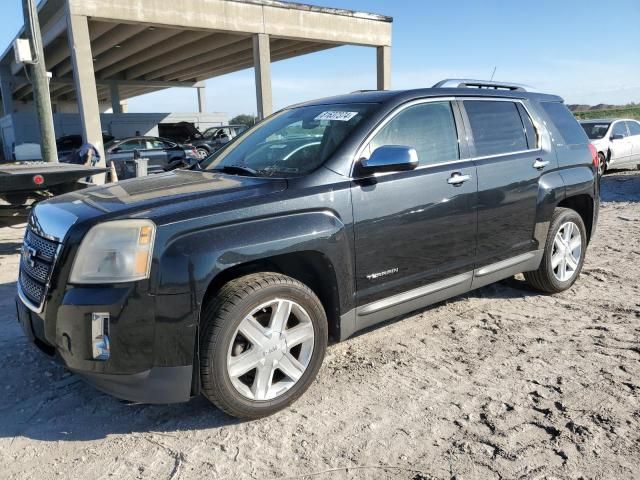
[16, 287, 197, 404]
[74, 366, 193, 404]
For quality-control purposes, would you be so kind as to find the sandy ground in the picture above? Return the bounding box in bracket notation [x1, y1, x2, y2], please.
[0, 171, 638, 480]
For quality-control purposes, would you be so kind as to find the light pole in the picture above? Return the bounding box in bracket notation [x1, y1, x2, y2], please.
[21, 0, 57, 163]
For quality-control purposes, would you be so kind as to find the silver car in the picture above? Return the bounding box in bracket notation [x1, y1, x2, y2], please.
[580, 118, 640, 175]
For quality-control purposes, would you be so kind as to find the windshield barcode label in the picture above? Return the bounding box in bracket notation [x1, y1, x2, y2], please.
[314, 111, 359, 122]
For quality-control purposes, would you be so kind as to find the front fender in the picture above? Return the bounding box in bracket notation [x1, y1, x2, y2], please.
[154, 210, 352, 305]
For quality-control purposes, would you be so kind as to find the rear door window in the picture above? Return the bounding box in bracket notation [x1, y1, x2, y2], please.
[625, 121, 640, 136]
[368, 101, 460, 166]
[539, 102, 589, 146]
[463, 100, 529, 156]
[612, 122, 629, 137]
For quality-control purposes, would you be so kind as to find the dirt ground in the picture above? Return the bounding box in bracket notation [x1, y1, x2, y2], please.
[0, 171, 638, 480]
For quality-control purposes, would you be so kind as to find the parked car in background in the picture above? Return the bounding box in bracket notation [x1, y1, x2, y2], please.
[16, 79, 599, 419]
[104, 136, 198, 178]
[189, 125, 249, 159]
[580, 119, 640, 175]
[56, 134, 115, 160]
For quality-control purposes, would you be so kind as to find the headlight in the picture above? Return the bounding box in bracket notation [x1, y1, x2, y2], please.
[70, 219, 156, 284]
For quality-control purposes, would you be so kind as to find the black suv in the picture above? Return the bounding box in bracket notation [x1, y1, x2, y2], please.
[16, 80, 599, 419]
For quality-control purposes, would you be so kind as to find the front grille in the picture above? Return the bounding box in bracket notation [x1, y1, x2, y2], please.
[18, 227, 60, 310]
[24, 229, 57, 261]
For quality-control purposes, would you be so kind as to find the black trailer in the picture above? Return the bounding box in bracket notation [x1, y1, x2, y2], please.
[0, 162, 107, 225]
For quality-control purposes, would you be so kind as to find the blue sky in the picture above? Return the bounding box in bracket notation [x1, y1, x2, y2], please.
[2, 0, 639, 116]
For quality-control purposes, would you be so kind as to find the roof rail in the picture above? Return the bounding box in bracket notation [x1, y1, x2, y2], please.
[432, 79, 538, 93]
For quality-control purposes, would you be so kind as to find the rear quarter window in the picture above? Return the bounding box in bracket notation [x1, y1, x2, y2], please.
[540, 102, 589, 146]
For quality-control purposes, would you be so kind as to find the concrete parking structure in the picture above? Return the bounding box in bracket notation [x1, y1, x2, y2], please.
[0, 0, 393, 179]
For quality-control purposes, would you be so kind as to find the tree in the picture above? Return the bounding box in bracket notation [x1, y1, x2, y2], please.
[230, 114, 258, 128]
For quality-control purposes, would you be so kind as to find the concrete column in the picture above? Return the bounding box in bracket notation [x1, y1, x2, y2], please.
[376, 46, 391, 91]
[197, 86, 206, 113]
[110, 82, 122, 114]
[252, 33, 272, 119]
[66, 13, 106, 183]
[0, 67, 14, 116]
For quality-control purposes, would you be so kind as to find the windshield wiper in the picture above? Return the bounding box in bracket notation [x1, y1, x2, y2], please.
[217, 165, 258, 177]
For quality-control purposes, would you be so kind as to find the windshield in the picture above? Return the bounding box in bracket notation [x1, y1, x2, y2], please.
[202, 103, 377, 177]
[581, 122, 611, 140]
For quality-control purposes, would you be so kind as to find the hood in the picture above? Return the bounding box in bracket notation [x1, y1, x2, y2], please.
[176, 121, 203, 140]
[42, 169, 287, 224]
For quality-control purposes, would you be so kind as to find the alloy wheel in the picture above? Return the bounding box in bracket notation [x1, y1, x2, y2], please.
[226, 298, 315, 401]
[551, 221, 582, 282]
[598, 153, 606, 177]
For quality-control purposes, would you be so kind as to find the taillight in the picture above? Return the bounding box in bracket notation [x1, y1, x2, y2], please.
[33, 174, 44, 185]
[588, 144, 598, 169]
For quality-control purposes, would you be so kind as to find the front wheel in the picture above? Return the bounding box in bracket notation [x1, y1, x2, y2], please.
[524, 208, 587, 293]
[200, 273, 327, 419]
[196, 147, 210, 160]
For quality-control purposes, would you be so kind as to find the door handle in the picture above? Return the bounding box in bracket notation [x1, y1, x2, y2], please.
[447, 172, 472, 186]
[533, 158, 549, 170]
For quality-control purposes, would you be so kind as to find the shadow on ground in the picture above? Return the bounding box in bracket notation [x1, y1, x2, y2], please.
[600, 171, 640, 202]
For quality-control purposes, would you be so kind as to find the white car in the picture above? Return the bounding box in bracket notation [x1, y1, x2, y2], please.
[580, 119, 640, 175]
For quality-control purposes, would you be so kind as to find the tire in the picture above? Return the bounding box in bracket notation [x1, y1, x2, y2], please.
[200, 272, 327, 419]
[598, 152, 607, 176]
[524, 208, 587, 293]
[196, 147, 210, 160]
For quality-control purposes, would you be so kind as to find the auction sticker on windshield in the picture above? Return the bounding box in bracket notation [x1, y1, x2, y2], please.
[315, 111, 359, 122]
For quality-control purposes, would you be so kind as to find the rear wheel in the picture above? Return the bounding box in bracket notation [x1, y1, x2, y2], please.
[598, 152, 607, 176]
[200, 273, 327, 419]
[524, 208, 587, 293]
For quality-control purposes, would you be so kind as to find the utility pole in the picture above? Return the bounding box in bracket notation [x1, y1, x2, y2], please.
[22, 0, 57, 162]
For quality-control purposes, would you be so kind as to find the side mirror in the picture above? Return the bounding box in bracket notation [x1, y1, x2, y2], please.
[110, 146, 121, 153]
[611, 134, 625, 141]
[360, 146, 419, 174]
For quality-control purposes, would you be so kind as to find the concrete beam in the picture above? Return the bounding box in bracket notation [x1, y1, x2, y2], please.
[68, 0, 392, 47]
[377, 46, 391, 90]
[182, 41, 333, 82]
[253, 33, 272, 120]
[197, 86, 206, 113]
[162, 37, 294, 82]
[67, 13, 106, 183]
[57, 23, 147, 76]
[89, 20, 118, 41]
[127, 33, 243, 80]
[97, 30, 211, 80]
[41, 9, 68, 47]
[19, 75, 205, 90]
[93, 27, 182, 73]
[44, 37, 71, 70]
[13, 84, 32, 101]
[146, 37, 252, 81]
